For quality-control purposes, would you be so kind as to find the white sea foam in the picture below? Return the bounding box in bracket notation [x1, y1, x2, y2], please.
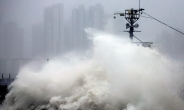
[1, 29, 184, 110]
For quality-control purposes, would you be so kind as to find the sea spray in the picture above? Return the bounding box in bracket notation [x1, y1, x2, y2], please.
[1, 29, 184, 110]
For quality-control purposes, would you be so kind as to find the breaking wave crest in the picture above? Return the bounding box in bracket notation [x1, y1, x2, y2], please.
[1, 29, 184, 110]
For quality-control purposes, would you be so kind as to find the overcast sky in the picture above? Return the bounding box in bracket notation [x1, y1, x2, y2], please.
[1, 0, 184, 30]
[1, 0, 184, 26]
[1, 0, 184, 59]
[1, 0, 184, 35]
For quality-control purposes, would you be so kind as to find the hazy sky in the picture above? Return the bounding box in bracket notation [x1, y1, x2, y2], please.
[1, 0, 184, 58]
[1, 0, 184, 27]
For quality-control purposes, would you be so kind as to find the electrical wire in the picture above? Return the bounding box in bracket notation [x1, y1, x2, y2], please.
[143, 12, 184, 35]
[133, 35, 143, 43]
[140, 16, 150, 18]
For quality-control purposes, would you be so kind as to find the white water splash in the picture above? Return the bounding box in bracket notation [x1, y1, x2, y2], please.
[1, 29, 184, 110]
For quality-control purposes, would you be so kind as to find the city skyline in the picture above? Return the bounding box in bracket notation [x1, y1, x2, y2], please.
[0, 3, 107, 75]
[0, 3, 107, 59]
[33, 3, 106, 58]
[0, 1, 184, 75]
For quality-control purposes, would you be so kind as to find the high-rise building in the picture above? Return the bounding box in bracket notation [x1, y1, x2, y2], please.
[0, 14, 3, 58]
[3, 22, 24, 59]
[44, 4, 64, 57]
[63, 21, 72, 52]
[32, 23, 44, 58]
[71, 5, 86, 49]
[71, 4, 105, 50]
[88, 4, 105, 30]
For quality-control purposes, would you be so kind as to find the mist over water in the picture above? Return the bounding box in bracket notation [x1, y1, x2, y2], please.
[1, 29, 184, 110]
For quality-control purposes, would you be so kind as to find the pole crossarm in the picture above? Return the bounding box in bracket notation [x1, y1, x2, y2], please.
[113, 1, 153, 47]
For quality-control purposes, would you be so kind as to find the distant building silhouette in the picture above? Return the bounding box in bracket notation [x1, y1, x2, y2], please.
[3, 22, 24, 59]
[88, 4, 105, 30]
[71, 5, 87, 50]
[33, 4, 106, 57]
[63, 21, 72, 52]
[70, 4, 105, 50]
[44, 4, 64, 57]
[0, 14, 3, 58]
[32, 23, 44, 57]
[0, 15, 29, 75]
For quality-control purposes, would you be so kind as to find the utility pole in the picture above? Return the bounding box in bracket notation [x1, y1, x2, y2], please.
[114, 8, 144, 42]
[114, 6, 152, 47]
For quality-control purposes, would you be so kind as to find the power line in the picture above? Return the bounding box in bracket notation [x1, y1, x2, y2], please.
[140, 16, 153, 19]
[133, 35, 143, 43]
[143, 12, 184, 35]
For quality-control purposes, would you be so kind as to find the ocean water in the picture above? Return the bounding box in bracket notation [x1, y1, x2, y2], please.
[1, 29, 184, 110]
